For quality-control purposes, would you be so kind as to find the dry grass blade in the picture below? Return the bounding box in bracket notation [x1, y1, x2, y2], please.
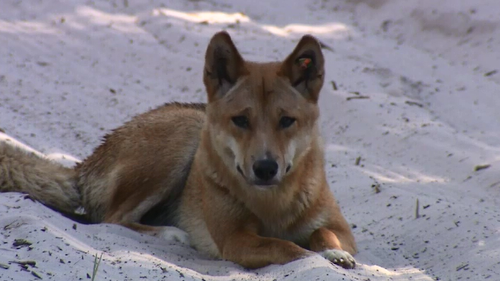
[91, 253, 104, 281]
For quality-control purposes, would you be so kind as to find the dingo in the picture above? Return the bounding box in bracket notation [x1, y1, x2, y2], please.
[0, 31, 356, 269]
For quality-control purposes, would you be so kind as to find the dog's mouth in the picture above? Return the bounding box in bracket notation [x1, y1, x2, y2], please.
[237, 165, 279, 188]
[252, 179, 279, 187]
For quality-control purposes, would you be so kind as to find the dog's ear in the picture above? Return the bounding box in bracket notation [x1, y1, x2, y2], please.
[279, 35, 325, 102]
[203, 31, 248, 102]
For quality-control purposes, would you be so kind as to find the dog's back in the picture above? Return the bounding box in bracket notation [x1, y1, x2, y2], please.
[76, 102, 206, 224]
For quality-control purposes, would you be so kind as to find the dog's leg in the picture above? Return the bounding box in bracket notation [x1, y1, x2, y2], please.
[103, 200, 190, 245]
[221, 231, 312, 269]
[309, 227, 356, 269]
[118, 222, 190, 245]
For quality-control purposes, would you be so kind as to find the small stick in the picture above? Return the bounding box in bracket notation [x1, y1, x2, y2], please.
[31, 271, 43, 279]
[415, 198, 420, 219]
[474, 164, 490, 172]
[355, 156, 361, 166]
[484, 70, 497, 77]
[11, 260, 36, 267]
[346, 96, 369, 101]
[331, 81, 338, 91]
[456, 263, 469, 271]
[405, 101, 423, 107]
[13, 239, 32, 247]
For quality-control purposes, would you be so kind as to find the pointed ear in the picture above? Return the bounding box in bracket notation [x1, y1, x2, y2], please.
[279, 35, 325, 102]
[203, 31, 248, 102]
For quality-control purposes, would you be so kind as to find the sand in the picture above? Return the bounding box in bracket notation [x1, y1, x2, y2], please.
[1, 0, 499, 280]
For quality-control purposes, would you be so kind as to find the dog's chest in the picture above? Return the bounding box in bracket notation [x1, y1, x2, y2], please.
[259, 212, 328, 247]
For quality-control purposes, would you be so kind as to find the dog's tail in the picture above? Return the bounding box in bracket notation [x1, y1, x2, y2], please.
[0, 141, 81, 215]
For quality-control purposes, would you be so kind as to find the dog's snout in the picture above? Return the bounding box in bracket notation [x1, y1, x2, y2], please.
[252, 159, 278, 181]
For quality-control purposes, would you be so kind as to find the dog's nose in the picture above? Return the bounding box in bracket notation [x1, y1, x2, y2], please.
[253, 159, 278, 181]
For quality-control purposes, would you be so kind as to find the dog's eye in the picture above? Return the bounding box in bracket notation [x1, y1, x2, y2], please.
[232, 116, 250, 129]
[279, 116, 296, 129]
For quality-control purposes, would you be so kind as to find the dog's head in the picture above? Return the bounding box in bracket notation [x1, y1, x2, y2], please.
[203, 31, 324, 188]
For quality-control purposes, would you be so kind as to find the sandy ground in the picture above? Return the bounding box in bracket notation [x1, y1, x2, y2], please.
[1, 0, 499, 280]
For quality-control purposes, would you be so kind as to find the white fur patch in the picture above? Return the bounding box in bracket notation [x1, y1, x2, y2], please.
[74, 206, 87, 215]
[155, 226, 190, 245]
[284, 140, 296, 169]
[226, 135, 242, 167]
[223, 77, 248, 97]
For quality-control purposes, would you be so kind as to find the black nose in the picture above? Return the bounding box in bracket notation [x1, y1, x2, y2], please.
[253, 159, 278, 181]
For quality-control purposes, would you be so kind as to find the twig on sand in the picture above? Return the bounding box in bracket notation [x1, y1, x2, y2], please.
[355, 156, 361, 166]
[415, 198, 420, 219]
[13, 239, 32, 247]
[346, 96, 369, 101]
[456, 263, 469, 271]
[484, 70, 497, 77]
[11, 260, 36, 267]
[331, 81, 338, 91]
[405, 101, 423, 107]
[474, 164, 490, 172]
[31, 271, 43, 279]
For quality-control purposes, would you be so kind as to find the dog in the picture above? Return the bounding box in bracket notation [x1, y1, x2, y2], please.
[0, 31, 357, 269]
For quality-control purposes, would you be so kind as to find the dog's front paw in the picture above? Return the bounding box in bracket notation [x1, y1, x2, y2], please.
[155, 226, 190, 245]
[320, 249, 356, 269]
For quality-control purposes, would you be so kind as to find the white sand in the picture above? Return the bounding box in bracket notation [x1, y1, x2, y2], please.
[1, 0, 499, 280]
